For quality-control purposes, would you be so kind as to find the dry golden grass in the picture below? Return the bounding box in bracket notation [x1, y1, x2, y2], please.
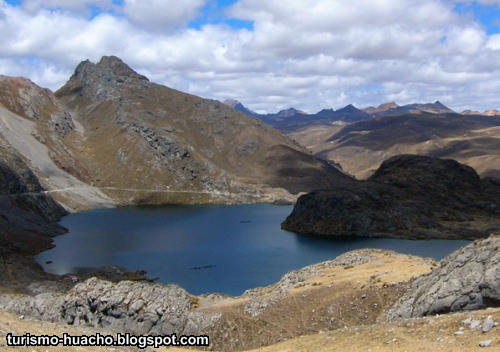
[249, 308, 500, 352]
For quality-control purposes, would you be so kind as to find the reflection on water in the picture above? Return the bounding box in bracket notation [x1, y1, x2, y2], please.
[36, 204, 469, 295]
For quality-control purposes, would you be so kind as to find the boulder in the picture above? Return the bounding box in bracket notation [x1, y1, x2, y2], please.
[386, 234, 500, 320]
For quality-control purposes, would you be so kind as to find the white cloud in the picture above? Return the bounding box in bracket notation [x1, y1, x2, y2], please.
[455, 0, 500, 5]
[0, 0, 500, 113]
[123, 0, 206, 30]
[19, 0, 116, 14]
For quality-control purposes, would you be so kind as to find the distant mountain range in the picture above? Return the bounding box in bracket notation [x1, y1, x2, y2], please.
[223, 99, 500, 180]
[286, 111, 500, 180]
[223, 99, 499, 132]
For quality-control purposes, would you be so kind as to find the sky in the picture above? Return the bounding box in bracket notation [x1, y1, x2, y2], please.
[1, 0, 500, 113]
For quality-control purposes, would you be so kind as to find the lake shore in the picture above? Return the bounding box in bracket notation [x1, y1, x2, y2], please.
[1, 241, 498, 351]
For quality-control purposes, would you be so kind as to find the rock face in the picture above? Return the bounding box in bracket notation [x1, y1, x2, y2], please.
[0, 278, 219, 336]
[282, 155, 500, 239]
[386, 234, 500, 320]
[0, 143, 67, 256]
[0, 141, 68, 291]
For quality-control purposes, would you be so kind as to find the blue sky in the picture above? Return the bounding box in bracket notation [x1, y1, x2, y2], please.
[1, 0, 500, 113]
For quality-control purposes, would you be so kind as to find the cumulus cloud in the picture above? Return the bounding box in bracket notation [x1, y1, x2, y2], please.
[0, 0, 500, 113]
[122, 0, 206, 30]
[18, 0, 117, 14]
[455, 0, 500, 5]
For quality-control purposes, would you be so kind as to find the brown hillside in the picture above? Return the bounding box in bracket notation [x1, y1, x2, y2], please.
[0, 57, 352, 211]
[53, 56, 351, 205]
[295, 113, 500, 179]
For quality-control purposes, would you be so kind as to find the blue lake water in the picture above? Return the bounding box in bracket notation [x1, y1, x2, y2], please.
[36, 203, 470, 295]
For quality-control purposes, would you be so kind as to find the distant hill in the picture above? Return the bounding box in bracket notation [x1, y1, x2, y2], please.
[310, 113, 500, 179]
[222, 100, 372, 132]
[223, 100, 464, 133]
[282, 154, 500, 240]
[367, 101, 456, 117]
[362, 102, 399, 115]
[462, 109, 500, 116]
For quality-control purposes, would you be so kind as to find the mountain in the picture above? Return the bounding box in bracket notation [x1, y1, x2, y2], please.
[369, 101, 456, 117]
[0, 56, 352, 212]
[362, 102, 399, 115]
[282, 154, 500, 240]
[297, 112, 500, 179]
[225, 100, 457, 134]
[222, 99, 261, 118]
[313, 104, 372, 123]
[223, 100, 373, 132]
[222, 100, 309, 128]
[462, 109, 500, 116]
[484, 109, 500, 116]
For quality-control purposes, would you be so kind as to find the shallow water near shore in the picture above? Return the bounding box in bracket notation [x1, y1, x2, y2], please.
[36, 203, 469, 295]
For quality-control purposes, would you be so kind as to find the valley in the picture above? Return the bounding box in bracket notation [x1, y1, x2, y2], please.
[231, 99, 500, 180]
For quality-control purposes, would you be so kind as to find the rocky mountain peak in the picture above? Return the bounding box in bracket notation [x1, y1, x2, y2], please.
[222, 99, 240, 108]
[362, 102, 399, 115]
[276, 108, 304, 118]
[72, 56, 148, 83]
[57, 55, 150, 101]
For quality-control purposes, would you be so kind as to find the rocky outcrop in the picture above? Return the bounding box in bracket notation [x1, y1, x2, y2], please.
[386, 234, 500, 320]
[0, 143, 67, 291]
[0, 278, 220, 336]
[243, 249, 382, 317]
[0, 147, 67, 256]
[282, 155, 500, 239]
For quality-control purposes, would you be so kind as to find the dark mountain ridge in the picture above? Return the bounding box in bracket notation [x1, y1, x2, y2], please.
[223, 100, 372, 132]
[224, 100, 460, 133]
[371, 101, 456, 117]
[282, 154, 500, 240]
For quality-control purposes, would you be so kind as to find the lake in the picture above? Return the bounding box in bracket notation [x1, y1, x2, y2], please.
[36, 203, 470, 295]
